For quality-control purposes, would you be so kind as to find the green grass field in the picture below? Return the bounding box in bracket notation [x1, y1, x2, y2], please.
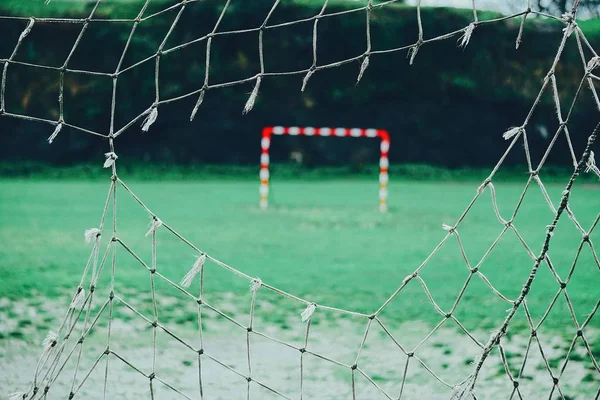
[1, 175, 598, 337]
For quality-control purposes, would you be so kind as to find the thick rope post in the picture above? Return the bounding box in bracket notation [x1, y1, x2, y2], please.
[258, 126, 390, 212]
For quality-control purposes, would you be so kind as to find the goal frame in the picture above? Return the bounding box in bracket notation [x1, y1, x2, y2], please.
[259, 126, 391, 212]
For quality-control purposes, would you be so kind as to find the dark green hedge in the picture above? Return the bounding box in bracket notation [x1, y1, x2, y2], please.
[0, 1, 598, 169]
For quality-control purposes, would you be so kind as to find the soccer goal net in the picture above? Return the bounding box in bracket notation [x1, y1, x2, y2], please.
[1, 0, 599, 399]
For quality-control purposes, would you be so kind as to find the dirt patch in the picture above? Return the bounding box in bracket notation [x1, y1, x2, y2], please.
[0, 296, 597, 399]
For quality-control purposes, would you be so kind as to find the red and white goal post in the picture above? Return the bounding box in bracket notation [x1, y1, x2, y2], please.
[259, 126, 391, 212]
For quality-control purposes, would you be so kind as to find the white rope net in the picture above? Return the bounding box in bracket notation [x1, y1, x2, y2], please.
[1, 0, 600, 399]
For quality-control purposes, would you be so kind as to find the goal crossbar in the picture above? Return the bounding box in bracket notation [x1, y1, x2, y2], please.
[259, 126, 391, 212]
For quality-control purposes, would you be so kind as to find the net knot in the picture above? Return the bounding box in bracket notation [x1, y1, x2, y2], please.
[103, 152, 118, 168]
[560, 13, 576, 37]
[9, 391, 26, 400]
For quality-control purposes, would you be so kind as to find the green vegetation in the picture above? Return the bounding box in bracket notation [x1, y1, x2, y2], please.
[0, 1, 597, 169]
[1, 177, 598, 334]
[1, 162, 597, 183]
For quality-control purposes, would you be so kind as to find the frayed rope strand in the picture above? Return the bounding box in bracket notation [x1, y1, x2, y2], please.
[250, 278, 262, 293]
[70, 287, 85, 309]
[408, 45, 420, 65]
[502, 126, 523, 140]
[301, 69, 314, 92]
[145, 217, 162, 237]
[42, 330, 58, 350]
[442, 223, 455, 232]
[301, 303, 316, 322]
[141, 107, 158, 132]
[190, 90, 205, 121]
[9, 392, 26, 400]
[458, 23, 475, 48]
[19, 18, 35, 41]
[84, 228, 101, 244]
[243, 77, 261, 115]
[561, 13, 576, 38]
[356, 56, 369, 84]
[180, 254, 206, 288]
[103, 152, 118, 168]
[450, 375, 476, 400]
[47, 122, 63, 144]
[585, 151, 600, 178]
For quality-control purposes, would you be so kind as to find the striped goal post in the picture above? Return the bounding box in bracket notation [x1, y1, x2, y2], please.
[259, 126, 391, 212]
